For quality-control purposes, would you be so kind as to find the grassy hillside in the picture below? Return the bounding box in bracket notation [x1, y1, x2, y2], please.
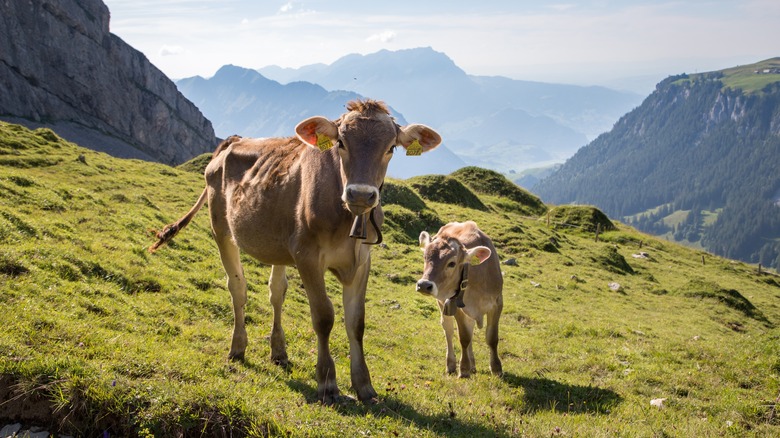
[1, 121, 779, 436]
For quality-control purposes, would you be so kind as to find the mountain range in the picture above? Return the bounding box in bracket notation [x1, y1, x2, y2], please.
[176, 47, 642, 177]
[533, 58, 780, 271]
[175, 64, 467, 178]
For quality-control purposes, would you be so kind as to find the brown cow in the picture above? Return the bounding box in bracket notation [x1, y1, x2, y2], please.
[150, 100, 441, 403]
[416, 221, 503, 378]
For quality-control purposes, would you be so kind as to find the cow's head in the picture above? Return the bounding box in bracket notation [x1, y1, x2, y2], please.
[416, 232, 491, 300]
[295, 99, 441, 216]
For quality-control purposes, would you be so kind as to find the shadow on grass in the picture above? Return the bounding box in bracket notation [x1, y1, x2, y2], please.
[285, 380, 515, 437]
[502, 372, 622, 414]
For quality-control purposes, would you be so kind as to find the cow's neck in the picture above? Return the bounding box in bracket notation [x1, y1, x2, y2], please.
[443, 263, 469, 316]
[347, 183, 384, 245]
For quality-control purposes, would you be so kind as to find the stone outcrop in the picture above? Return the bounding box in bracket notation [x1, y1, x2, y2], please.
[0, 0, 216, 164]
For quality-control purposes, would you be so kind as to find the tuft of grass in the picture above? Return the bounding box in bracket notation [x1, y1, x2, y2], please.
[675, 279, 771, 325]
[176, 152, 212, 174]
[407, 174, 487, 211]
[451, 166, 546, 216]
[547, 205, 616, 233]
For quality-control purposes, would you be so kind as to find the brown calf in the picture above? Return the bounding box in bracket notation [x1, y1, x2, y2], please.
[151, 100, 441, 403]
[416, 221, 503, 377]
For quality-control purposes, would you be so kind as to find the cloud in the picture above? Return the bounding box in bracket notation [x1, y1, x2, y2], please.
[366, 30, 396, 43]
[158, 45, 184, 56]
[279, 2, 293, 13]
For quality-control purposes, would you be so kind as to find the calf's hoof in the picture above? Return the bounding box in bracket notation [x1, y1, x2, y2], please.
[271, 353, 289, 368]
[318, 386, 341, 405]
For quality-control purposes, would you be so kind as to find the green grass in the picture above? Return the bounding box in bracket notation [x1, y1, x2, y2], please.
[1, 121, 779, 436]
[674, 57, 780, 94]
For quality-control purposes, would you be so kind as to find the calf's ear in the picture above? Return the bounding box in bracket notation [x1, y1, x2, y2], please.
[398, 124, 442, 154]
[466, 246, 491, 265]
[419, 231, 431, 247]
[296, 117, 339, 150]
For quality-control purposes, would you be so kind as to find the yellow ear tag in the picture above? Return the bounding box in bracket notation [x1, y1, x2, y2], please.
[316, 132, 334, 151]
[406, 139, 423, 156]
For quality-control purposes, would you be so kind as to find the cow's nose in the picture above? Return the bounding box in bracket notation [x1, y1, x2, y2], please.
[345, 184, 379, 208]
[416, 280, 434, 294]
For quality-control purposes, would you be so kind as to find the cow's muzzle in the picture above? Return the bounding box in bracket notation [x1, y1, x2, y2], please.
[344, 184, 379, 216]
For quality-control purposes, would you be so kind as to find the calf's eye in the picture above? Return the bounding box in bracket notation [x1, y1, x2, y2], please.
[447, 261, 456, 268]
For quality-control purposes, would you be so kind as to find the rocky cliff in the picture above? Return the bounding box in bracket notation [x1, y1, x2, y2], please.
[0, 0, 216, 164]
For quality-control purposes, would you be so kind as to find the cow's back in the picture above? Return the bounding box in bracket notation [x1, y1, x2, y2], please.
[205, 136, 347, 265]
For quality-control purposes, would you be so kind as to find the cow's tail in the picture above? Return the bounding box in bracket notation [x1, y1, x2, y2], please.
[148, 187, 208, 252]
[148, 135, 241, 253]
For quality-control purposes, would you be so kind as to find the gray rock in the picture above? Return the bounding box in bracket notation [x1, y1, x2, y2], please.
[1, 424, 22, 437]
[0, 0, 216, 164]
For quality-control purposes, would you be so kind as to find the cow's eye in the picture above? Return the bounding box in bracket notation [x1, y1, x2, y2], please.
[337, 141, 345, 150]
[387, 145, 396, 155]
[447, 261, 456, 268]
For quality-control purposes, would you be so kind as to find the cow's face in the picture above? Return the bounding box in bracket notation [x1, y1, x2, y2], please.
[416, 232, 491, 300]
[296, 101, 441, 216]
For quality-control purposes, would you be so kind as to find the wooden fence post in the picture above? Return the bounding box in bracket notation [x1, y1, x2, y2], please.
[546, 210, 550, 228]
[595, 223, 601, 242]
[701, 255, 705, 265]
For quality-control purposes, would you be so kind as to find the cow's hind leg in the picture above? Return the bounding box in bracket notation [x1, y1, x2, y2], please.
[486, 298, 503, 376]
[455, 311, 476, 378]
[215, 234, 248, 361]
[269, 265, 289, 366]
[297, 262, 339, 404]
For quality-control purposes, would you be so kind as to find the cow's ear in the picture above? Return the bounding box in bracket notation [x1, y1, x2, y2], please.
[466, 246, 491, 265]
[296, 117, 339, 150]
[397, 124, 442, 155]
[419, 231, 431, 247]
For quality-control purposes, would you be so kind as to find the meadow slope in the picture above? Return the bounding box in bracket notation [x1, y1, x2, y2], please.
[1, 121, 778, 436]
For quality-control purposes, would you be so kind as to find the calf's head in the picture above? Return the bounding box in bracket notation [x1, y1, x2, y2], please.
[416, 231, 492, 300]
[295, 100, 441, 216]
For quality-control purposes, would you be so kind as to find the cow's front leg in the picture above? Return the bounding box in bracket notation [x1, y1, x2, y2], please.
[298, 264, 338, 404]
[268, 265, 289, 366]
[438, 302, 457, 374]
[340, 252, 377, 403]
[455, 312, 476, 378]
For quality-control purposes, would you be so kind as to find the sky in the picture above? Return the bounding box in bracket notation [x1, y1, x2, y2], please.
[103, 0, 780, 93]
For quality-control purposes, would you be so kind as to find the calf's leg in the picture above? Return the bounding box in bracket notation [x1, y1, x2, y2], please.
[455, 312, 476, 378]
[438, 304, 457, 374]
[486, 299, 503, 376]
[268, 265, 288, 366]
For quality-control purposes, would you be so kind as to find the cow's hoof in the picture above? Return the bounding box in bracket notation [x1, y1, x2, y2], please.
[228, 351, 245, 362]
[356, 385, 378, 404]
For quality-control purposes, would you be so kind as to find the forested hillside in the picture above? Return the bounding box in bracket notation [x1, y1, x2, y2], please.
[534, 58, 780, 272]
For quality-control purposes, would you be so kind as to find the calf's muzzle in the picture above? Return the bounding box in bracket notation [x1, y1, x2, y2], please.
[416, 279, 435, 294]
